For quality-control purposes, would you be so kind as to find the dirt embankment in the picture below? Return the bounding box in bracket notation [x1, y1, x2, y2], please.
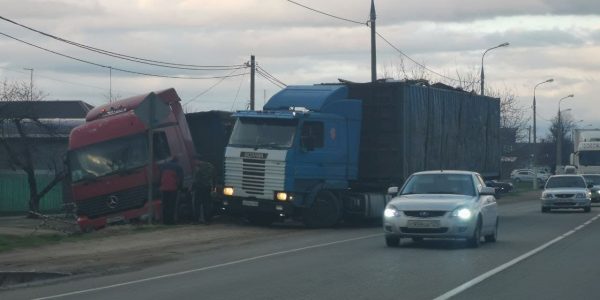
[0, 216, 305, 281]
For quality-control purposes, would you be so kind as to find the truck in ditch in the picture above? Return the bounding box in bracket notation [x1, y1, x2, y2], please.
[67, 88, 232, 230]
[221, 81, 500, 227]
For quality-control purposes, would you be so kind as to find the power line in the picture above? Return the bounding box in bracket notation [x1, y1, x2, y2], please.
[184, 69, 244, 106]
[286, 0, 366, 25]
[257, 69, 285, 89]
[0, 15, 246, 71]
[0, 31, 249, 80]
[284, 1, 474, 84]
[233, 72, 247, 111]
[256, 65, 287, 87]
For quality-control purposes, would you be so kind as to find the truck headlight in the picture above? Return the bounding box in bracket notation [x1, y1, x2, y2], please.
[384, 207, 400, 218]
[452, 207, 472, 220]
[223, 187, 234, 196]
[275, 192, 292, 201]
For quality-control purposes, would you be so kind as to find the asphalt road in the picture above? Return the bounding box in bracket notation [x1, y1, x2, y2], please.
[3, 193, 600, 300]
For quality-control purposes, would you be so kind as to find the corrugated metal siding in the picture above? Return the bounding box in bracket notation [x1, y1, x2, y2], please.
[0, 172, 63, 214]
[346, 82, 500, 189]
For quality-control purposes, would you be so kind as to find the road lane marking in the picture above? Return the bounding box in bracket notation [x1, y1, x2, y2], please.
[434, 213, 600, 300]
[34, 233, 383, 300]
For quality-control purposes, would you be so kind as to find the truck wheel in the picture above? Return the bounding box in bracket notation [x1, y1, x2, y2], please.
[246, 212, 276, 226]
[303, 190, 342, 228]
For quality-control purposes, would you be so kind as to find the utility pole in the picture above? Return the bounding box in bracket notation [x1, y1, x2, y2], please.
[370, 0, 377, 83]
[23, 68, 33, 100]
[250, 55, 255, 110]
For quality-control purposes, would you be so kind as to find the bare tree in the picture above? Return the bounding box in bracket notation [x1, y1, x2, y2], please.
[0, 79, 65, 218]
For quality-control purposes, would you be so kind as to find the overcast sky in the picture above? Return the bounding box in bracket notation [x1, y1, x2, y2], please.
[0, 0, 599, 138]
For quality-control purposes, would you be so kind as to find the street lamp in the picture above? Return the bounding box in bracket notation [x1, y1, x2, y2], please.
[532, 78, 554, 189]
[556, 94, 575, 170]
[480, 42, 509, 96]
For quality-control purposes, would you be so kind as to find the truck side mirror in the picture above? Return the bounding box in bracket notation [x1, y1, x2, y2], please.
[387, 187, 399, 194]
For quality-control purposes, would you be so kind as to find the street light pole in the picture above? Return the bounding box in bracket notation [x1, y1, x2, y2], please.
[480, 42, 509, 96]
[556, 94, 575, 171]
[533, 78, 554, 189]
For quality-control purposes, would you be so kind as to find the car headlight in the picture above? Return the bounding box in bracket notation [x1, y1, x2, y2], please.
[542, 192, 554, 199]
[384, 206, 400, 218]
[576, 193, 586, 199]
[451, 207, 472, 220]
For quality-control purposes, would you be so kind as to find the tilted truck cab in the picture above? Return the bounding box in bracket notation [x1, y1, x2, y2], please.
[68, 89, 196, 230]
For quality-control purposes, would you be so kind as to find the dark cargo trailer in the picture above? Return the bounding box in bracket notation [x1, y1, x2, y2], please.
[345, 82, 500, 190]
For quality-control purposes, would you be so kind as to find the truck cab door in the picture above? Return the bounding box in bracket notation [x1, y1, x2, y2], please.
[295, 119, 348, 187]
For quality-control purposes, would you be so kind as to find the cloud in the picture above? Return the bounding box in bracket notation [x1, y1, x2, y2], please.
[0, 0, 104, 19]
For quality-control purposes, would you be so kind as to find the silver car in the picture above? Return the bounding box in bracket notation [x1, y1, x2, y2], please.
[383, 171, 498, 248]
[541, 175, 592, 212]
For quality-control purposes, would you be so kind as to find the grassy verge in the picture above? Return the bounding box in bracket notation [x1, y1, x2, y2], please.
[0, 223, 173, 253]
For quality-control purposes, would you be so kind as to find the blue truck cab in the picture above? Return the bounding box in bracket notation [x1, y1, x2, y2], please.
[222, 85, 362, 227]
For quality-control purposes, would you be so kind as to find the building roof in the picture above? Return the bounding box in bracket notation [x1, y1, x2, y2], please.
[0, 100, 93, 119]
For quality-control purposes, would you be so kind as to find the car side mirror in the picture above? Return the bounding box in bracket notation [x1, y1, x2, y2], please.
[588, 184, 594, 189]
[387, 186, 399, 194]
[480, 187, 496, 196]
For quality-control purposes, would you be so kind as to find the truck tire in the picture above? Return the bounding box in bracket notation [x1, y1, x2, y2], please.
[246, 212, 276, 226]
[303, 190, 342, 228]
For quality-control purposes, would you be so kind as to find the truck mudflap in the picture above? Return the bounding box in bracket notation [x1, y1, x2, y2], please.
[222, 197, 296, 217]
[77, 199, 162, 231]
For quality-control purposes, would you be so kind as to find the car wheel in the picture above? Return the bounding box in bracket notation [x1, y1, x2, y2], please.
[411, 237, 423, 243]
[467, 217, 482, 248]
[385, 235, 400, 247]
[484, 217, 498, 243]
[303, 190, 342, 228]
[584, 206, 591, 213]
[541, 207, 550, 213]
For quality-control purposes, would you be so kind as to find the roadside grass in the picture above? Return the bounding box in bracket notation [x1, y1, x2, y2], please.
[0, 223, 173, 253]
[497, 181, 542, 201]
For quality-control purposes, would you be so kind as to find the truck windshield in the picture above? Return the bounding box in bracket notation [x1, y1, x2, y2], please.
[579, 151, 600, 166]
[229, 118, 297, 149]
[69, 134, 148, 183]
[400, 174, 475, 196]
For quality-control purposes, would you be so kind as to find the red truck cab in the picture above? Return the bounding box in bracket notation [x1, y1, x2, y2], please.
[68, 88, 195, 230]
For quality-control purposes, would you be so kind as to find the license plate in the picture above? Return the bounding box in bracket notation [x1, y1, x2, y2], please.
[407, 220, 440, 228]
[242, 200, 259, 207]
[107, 215, 124, 224]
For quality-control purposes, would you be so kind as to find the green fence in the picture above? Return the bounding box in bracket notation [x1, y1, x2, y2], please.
[0, 172, 63, 215]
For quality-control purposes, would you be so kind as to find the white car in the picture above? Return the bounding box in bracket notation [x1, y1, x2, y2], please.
[510, 169, 549, 184]
[383, 170, 498, 248]
[541, 175, 592, 213]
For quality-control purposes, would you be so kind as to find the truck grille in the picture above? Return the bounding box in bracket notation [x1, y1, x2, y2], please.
[225, 157, 285, 198]
[76, 185, 148, 218]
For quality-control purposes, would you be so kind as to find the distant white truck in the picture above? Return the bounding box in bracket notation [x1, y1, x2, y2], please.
[570, 129, 600, 174]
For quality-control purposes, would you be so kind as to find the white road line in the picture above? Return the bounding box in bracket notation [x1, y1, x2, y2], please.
[434, 213, 600, 300]
[34, 233, 383, 300]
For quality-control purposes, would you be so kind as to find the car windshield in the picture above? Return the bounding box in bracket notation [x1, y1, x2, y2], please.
[545, 176, 586, 189]
[228, 117, 297, 149]
[583, 175, 600, 186]
[400, 173, 475, 196]
[69, 134, 148, 183]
